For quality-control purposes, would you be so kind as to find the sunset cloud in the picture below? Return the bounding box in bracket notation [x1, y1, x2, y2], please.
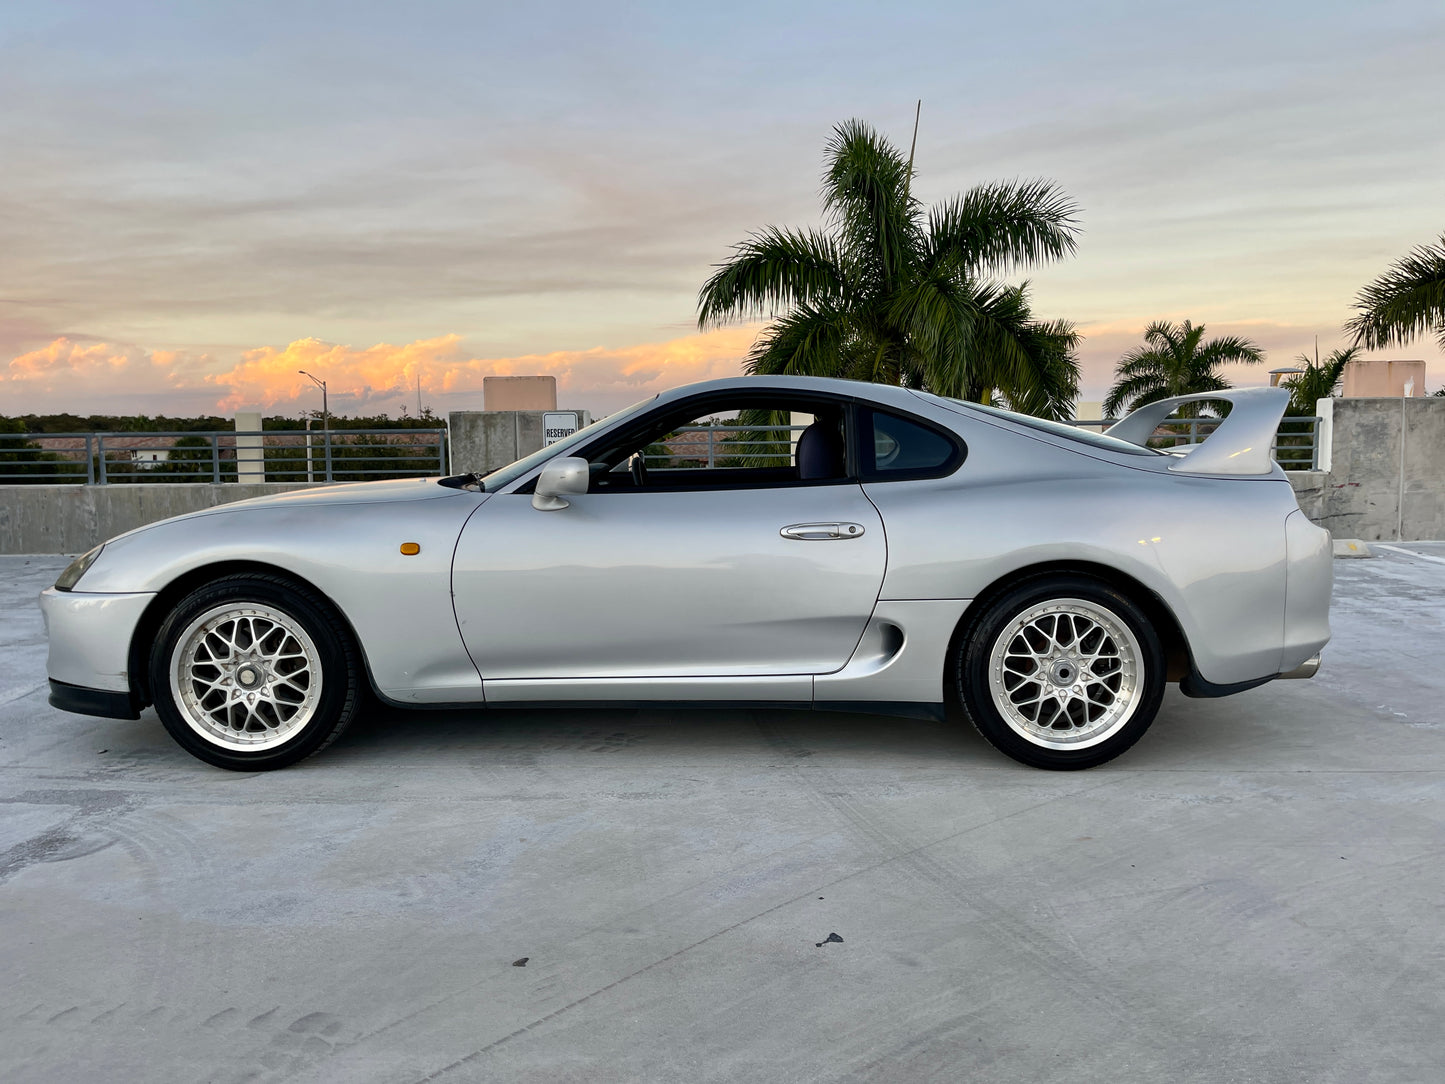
[6, 337, 160, 379]
[3, 328, 760, 417]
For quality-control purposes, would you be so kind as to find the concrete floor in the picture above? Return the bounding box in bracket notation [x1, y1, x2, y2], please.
[2, 548, 1444, 1083]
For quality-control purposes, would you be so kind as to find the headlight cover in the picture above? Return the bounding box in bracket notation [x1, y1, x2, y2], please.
[55, 545, 105, 592]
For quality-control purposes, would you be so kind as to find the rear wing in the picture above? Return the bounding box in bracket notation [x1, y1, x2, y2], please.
[1105, 388, 1289, 475]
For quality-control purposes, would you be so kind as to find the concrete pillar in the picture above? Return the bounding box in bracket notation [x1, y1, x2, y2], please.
[447, 409, 592, 476]
[235, 412, 263, 483]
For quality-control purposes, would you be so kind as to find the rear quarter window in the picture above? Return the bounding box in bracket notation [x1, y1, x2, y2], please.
[860, 408, 965, 480]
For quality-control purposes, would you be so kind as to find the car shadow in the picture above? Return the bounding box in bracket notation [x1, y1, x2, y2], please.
[327, 701, 1002, 768]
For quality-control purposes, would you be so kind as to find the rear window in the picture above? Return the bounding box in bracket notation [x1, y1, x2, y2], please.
[925, 395, 1164, 457]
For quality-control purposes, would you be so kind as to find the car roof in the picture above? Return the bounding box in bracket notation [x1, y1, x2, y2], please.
[651, 374, 929, 410]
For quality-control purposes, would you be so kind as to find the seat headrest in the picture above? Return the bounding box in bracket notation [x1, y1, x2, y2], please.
[796, 422, 844, 480]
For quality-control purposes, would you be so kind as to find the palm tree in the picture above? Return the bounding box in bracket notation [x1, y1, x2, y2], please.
[1280, 345, 1358, 416]
[1104, 320, 1264, 418]
[697, 120, 1083, 419]
[1345, 234, 1445, 351]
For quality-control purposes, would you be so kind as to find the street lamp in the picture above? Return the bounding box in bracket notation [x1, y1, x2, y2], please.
[298, 370, 331, 482]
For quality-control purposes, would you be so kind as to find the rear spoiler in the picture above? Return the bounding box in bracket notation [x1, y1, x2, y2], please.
[1105, 388, 1289, 476]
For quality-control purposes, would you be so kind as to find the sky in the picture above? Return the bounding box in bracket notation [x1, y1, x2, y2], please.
[2, 0, 1443, 420]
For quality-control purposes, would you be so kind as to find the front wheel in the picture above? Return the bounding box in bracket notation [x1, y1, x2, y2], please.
[149, 574, 362, 771]
[953, 575, 1165, 770]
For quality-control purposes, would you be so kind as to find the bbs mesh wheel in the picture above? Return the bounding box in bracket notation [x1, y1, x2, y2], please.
[954, 574, 1165, 770]
[149, 574, 362, 770]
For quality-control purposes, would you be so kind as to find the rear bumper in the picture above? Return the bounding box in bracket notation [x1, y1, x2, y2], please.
[48, 679, 140, 720]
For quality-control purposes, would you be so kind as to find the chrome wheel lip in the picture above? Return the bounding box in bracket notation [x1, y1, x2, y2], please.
[168, 602, 323, 752]
[987, 597, 1143, 751]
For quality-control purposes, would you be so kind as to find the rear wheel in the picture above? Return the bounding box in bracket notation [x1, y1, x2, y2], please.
[953, 575, 1165, 770]
[149, 574, 361, 770]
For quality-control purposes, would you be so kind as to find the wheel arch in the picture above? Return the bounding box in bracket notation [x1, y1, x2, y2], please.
[127, 560, 370, 709]
[948, 559, 1193, 685]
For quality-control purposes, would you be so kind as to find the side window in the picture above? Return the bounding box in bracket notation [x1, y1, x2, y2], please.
[584, 397, 853, 491]
[862, 408, 962, 480]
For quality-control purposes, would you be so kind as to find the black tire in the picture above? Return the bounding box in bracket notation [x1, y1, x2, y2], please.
[952, 574, 1165, 770]
[149, 574, 362, 771]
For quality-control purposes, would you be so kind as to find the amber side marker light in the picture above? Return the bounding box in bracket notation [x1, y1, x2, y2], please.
[400, 542, 421, 556]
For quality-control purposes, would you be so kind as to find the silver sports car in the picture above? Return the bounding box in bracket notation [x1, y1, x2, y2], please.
[40, 376, 1331, 771]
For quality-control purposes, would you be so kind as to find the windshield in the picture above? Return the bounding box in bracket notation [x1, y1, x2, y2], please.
[477, 397, 658, 490]
[920, 393, 1164, 457]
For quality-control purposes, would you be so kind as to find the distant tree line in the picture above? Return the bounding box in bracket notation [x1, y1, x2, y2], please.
[0, 414, 447, 485]
[2, 409, 444, 434]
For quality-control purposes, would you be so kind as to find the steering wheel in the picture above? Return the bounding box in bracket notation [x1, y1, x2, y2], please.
[630, 453, 648, 488]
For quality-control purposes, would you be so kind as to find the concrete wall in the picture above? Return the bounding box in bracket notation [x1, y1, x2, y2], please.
[448, 409, 592, 476]
[0, 483, 321, 555]
[1296, 397, 1445, 540]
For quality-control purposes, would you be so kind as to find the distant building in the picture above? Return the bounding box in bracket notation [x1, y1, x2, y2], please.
[483, 375, 557, 411]
[1342, 359, 1427, 397]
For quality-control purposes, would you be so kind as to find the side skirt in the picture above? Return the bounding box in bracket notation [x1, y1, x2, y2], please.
[48, 679, 141, 721]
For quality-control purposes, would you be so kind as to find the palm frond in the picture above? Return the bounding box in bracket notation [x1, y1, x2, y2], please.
[744, 302, 856, 379]
[1193, 335, 1265, 368]
[1104, 373, 1165, 417]
[821, 119, 922, 294]
[1282, 345, 1358, 414]
[1345, 234, 1445, 350]
[926, 179, 1081, 276]
[697, 227, 849, 329]
[1001, 317, 1082, 420]
[1105, 320, 1258, 416]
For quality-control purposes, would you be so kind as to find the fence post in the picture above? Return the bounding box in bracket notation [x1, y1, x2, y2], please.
[324, 429, 333, 482]
[85, 435, 95, 485]
[97, 435, 108, 484]
[707, 428, 715, 468]
[211, 434, 221, 483]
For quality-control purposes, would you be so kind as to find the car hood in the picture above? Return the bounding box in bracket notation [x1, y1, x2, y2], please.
[99, 477, 463, 546]
[216, 477, 457, 510]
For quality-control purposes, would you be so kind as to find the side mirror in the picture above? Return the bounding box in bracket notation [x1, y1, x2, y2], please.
[532, 456, 589, 510]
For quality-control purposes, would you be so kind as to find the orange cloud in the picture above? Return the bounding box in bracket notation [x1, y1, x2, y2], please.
[203, 327, 759, 413]
[6, 337, 156, 378]
[207, 334, 471, 411]
[4, 327, 759, 415]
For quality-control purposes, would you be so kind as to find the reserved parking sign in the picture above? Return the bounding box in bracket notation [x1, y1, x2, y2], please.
[543, 411, 579, 446]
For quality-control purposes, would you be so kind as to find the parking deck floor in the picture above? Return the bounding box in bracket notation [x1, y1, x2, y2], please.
[2, 546, 1444, 1083]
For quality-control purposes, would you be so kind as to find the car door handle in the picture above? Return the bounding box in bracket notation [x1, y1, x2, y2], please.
[780, 522, 866, 540]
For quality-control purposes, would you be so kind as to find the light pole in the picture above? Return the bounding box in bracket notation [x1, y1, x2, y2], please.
[298, 370, 331, 481]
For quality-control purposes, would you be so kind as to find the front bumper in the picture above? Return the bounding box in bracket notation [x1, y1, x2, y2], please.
[48, 679, 140, 720]
[39, 587, 156, 706]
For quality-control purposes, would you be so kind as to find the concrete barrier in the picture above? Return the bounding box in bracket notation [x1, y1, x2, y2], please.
[6, 397, 1442, 553]
[448, 409, 591, 477]
[0, 483, 322, 555]
[1304, 397, 1445, 540]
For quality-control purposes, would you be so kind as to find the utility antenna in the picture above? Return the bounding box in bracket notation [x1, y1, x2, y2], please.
[417, 372, 422, 416]
[904, 99, 921, 203]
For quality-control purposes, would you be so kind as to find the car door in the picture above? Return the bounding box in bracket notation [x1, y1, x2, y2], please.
[450, 421, 886, 685]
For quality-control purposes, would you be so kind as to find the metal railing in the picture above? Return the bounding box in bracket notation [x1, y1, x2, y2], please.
[1066, 416, 1320, 470]
[640, 417, 1322, 471]
[0, 429, 448, 484]
[641, 424, 809, 469]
